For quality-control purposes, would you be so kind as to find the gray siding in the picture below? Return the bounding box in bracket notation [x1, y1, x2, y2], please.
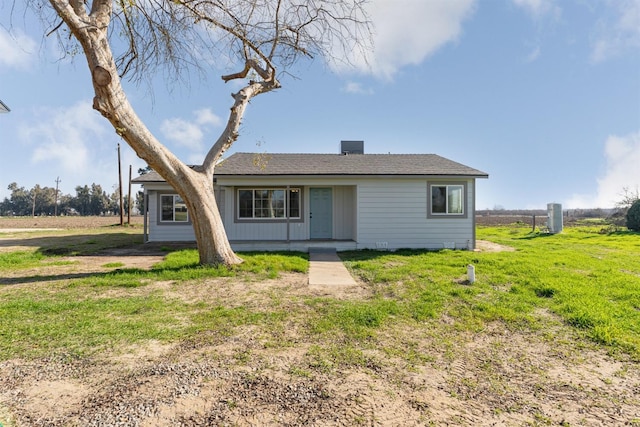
[221, 185, 355, 241]
[146, 191, 195, 242]
[356, 178, 474, 250]
[221, 186, 307, 241]
[142, 177, 477, 250]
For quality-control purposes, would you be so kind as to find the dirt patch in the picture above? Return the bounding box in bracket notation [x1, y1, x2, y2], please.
[1, 317, 637, 426]
[476, 240, 515, 252]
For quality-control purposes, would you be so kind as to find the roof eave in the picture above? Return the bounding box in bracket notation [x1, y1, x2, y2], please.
[215, 173, 489, 179]
[131, 179, 166, 184]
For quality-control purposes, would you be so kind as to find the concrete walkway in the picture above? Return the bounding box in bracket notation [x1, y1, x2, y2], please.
[308, 248, 357, 286]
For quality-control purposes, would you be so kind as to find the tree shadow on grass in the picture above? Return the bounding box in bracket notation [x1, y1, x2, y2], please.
[517, 232, 558, 240]
[0, 234, 202, 286]
[0, 229, 197, 257]
[37, 239, 196, 257]
[0, 259, 227, 287]
[0, 232, 144, 255]
[0, 268, 152, 286]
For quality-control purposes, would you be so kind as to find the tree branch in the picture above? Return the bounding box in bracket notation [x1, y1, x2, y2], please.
[221, 62, 251, 82]
[175, 0, 277, 82]
[202, 79, 279, 174]
[268, 0, 283, 60]
[45, 20, 65, 37]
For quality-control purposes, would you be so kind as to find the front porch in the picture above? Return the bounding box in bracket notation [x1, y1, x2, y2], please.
[230, 239, 357, 253]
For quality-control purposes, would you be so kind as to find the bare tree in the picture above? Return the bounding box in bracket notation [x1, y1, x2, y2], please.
[616, 186, 640, 209]
[23, 0, 370, 265]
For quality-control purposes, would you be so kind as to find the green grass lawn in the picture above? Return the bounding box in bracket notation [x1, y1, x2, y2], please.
[0, 224, 638, 362]
[340, 225, 640, 360]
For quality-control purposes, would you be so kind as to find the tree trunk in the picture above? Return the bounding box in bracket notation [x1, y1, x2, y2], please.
[48, 0, 246, 266]
[178, 170, 243, 266]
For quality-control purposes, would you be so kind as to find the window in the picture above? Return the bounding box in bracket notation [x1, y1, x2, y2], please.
[429, 184, 465, 216]
[161, 194, 189, 222]
[238, 188, 301, 220]
[288, 189, 300, 218]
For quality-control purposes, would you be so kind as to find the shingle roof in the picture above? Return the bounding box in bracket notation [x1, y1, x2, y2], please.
[132, 153, 488, 183]
[216, 153, 488, 177]
[131, 171, 166, 183]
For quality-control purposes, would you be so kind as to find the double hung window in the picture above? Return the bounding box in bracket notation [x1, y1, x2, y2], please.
[238, 188, 301, 220]
[160, 194, 189, 222]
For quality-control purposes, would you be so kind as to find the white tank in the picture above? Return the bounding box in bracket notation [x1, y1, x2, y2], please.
[547, 203, 563, 234]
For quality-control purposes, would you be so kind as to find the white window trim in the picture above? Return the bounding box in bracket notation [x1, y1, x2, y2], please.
[427, 182, 468, 218]
[159, 194, 190, 223]
[235, 187, 303, 222]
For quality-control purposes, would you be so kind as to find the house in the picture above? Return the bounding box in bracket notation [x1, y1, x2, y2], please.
[133, 142, 488, 252]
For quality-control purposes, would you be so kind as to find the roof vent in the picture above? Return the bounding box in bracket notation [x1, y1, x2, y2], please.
[340, 140, 364, 155]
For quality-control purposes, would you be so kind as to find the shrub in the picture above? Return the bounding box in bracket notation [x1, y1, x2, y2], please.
[626, 199, 640, 231]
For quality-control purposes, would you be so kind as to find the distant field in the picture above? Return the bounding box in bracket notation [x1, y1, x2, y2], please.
[0, 215, 144, 229]
[476, 213, 594, 227]
[1, 213, 575, 229]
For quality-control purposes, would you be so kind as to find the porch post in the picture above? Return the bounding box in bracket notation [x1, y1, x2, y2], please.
[286, 185, 290, 242]
[143, 191, 149, 243]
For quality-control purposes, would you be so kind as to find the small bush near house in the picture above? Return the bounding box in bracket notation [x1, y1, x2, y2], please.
[626, 199, 640, 231]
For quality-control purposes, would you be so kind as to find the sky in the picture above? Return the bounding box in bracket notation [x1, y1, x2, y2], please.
[0, 0, 639, 210]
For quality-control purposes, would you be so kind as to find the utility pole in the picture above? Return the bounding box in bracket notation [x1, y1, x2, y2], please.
[54, 177, 61, 217]
[117, 143, 124, 226]
[32, 190, 36, 217]
[31, 185, 40, 217]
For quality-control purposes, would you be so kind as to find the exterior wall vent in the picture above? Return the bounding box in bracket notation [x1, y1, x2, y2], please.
[341, 140, 364, 155]
[375, 241, 388, 250]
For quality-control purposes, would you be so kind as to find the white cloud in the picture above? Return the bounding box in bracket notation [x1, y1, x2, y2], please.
[333, 0, 476, 79]
[590, 0, 640, 63]
[160, 118, 204, 151]
[342, 81, 374, 95]
[194, 108, 223, 126]
[566, 131, 640, 208]
[21, 101, 104, 173]
[161, 108, 224, 154]
[0, 28, 36, 69]
[13, 100, 148, 195]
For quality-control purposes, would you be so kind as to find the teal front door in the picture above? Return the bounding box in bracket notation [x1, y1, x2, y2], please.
[310, 188, 333, 239]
